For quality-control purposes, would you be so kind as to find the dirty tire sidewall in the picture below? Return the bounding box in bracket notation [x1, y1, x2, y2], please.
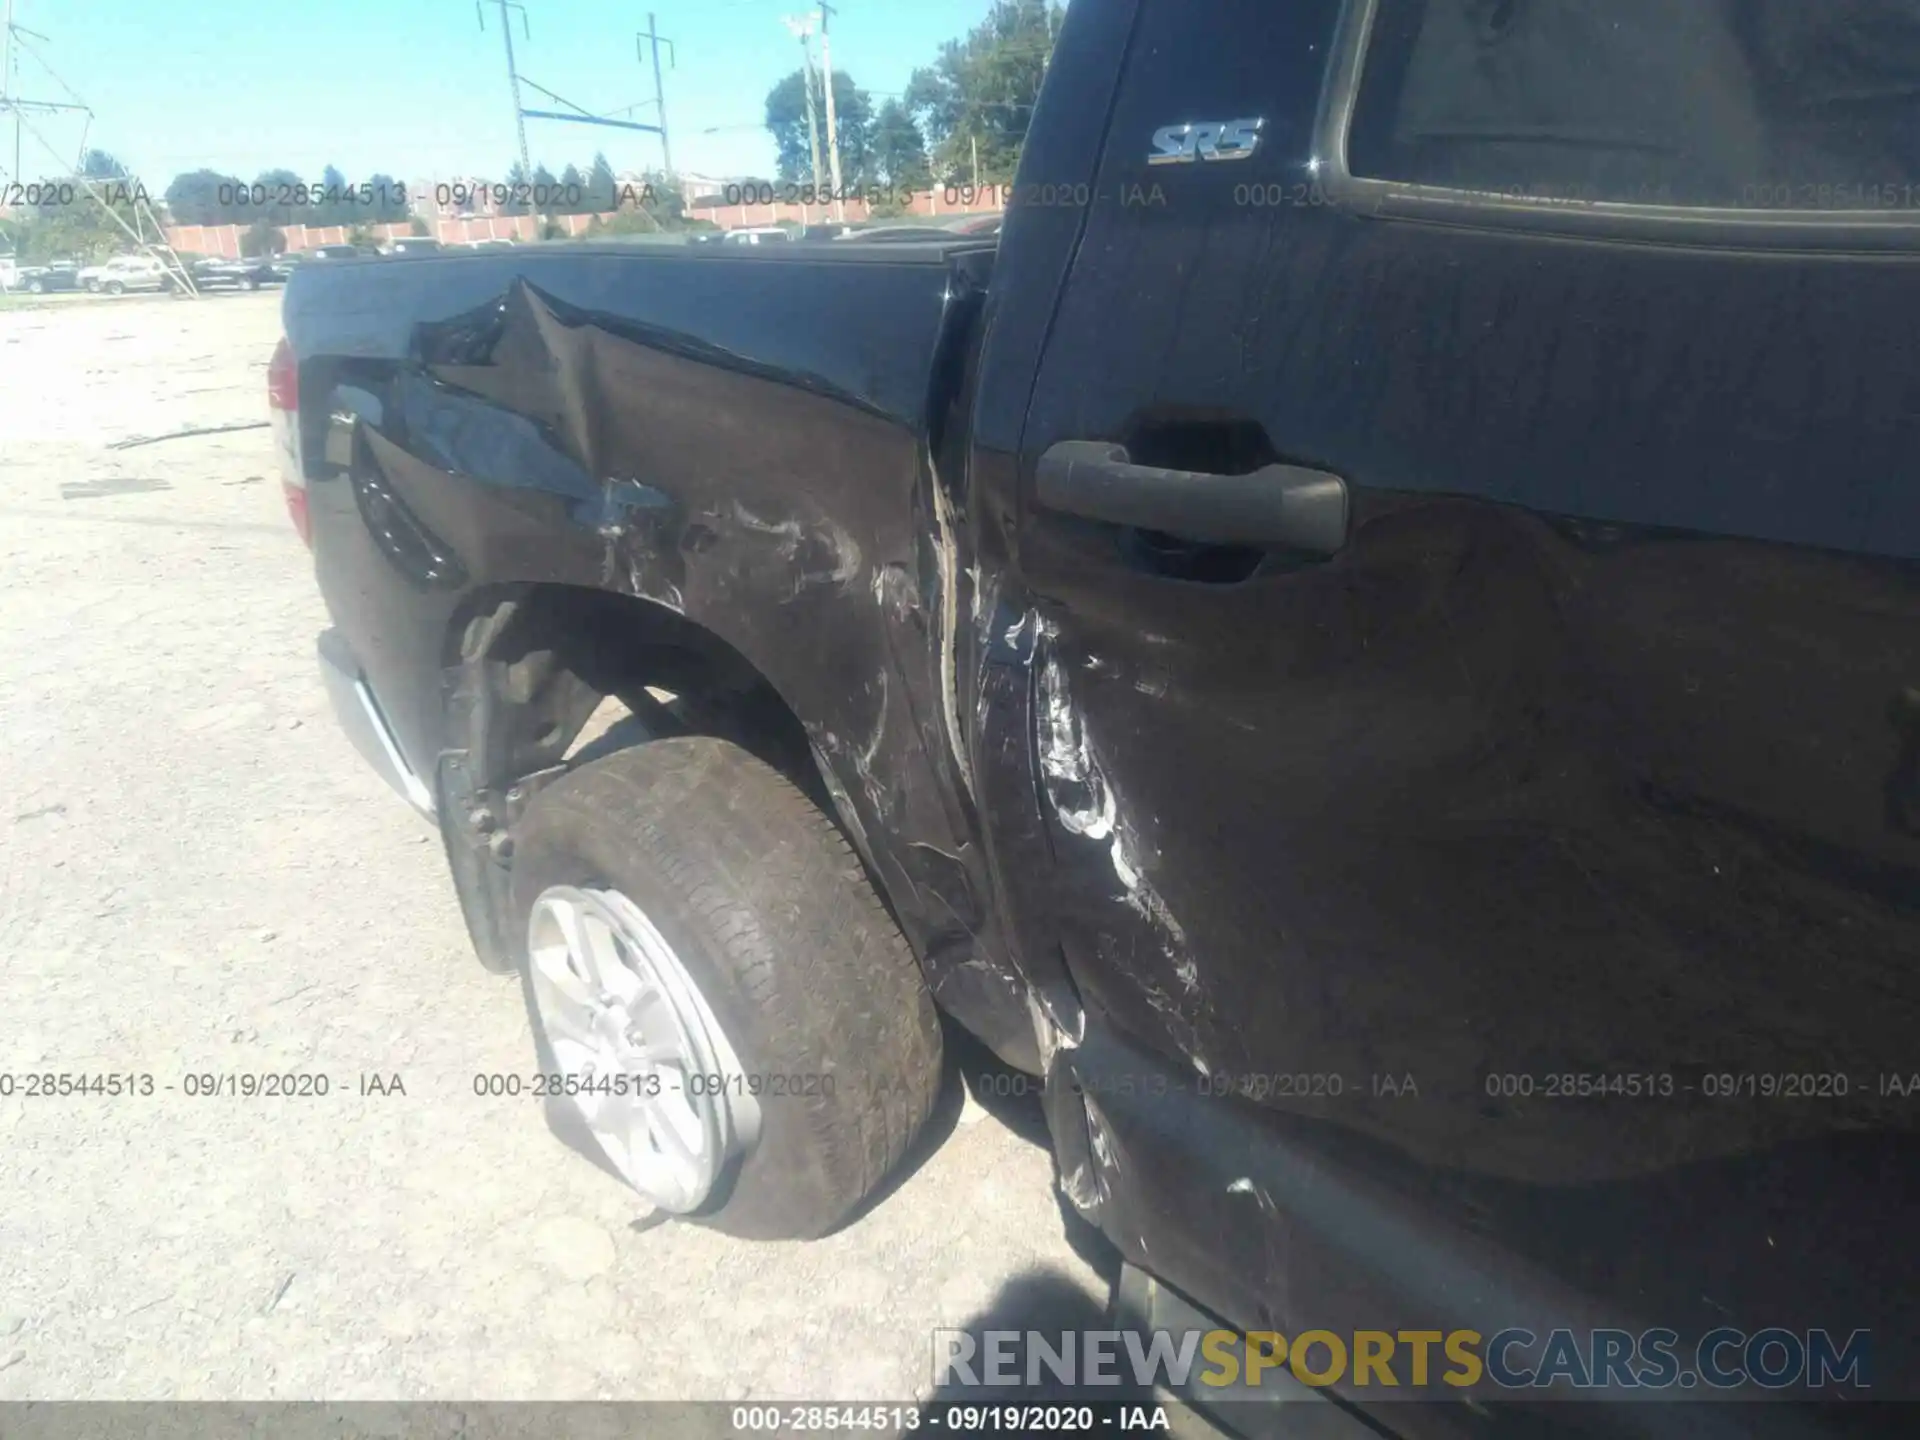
[509, 735, 943, 1241]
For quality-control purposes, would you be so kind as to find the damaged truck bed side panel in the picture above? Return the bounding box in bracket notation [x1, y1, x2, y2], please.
[287, 241, 1040, 1065]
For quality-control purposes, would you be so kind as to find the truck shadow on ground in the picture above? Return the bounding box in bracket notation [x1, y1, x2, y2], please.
[848, 1018, 1123, 1290]
[915, 1269, 1155, 1431]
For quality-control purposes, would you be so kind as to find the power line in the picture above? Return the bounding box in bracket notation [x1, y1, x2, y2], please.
[0, 7, 194, 294]
[1, 3, 90, 182]
[478, 0, 666, 183]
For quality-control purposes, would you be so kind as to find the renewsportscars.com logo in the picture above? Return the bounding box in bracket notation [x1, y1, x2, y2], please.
[933, 1327, 1872, 1398]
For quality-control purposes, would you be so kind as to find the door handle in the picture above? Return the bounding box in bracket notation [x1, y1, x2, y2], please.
[1037, 440, 1348, 555]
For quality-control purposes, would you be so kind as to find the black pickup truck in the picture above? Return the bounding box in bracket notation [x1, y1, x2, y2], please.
[275, 0, 1919, 1432]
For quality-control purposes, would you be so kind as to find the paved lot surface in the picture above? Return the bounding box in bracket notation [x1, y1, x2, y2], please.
[0, 291, 1109, 1401]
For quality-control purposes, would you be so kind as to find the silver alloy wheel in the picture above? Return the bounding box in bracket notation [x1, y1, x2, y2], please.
[525, 884, 760, 1212]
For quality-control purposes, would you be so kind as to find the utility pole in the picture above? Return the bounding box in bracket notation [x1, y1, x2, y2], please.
[474, 0, 668, 208]
[0, 8, 194, 294]
[3, 0, 16, 178]
[782, 15, 824, 198]
[1, 5, 94, 185]
[479, 0, 532, 180]
[971, 134, 980, 192]
[816, 1, 844, 220]
[636, 13, 675, 176]
[476, 4, 668, 195]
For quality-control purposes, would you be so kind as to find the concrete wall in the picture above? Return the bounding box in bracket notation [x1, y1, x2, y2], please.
[165, 211, 611, 259]
[688, 185, 1007, 231]
[167, 185, 1008, 257]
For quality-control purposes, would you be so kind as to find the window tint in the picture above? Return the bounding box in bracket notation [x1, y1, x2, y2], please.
[1346, 0, 1920, 211]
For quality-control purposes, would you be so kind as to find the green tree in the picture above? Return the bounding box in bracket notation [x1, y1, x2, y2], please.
[586, 152, 619, 214]
[531, 164, 560, 216]
[364, 173, 409, 223]
[647, 174, 688, 227]
[500, 160, 532, 215]
[9, 176, 145, 263]
[765, 70, 817, 183]
[250, 168, 304, 225]
[905, 0, 1062, 184]
[585, 172, 689, 235]
[558, 163, 587, 214]
[240, 219, 286, 257]
[312, 164, 351, 225]
[164, 169, 244, 226]
[765, 68, 874, 186]
[80, 149, 131, 180]
[629, 171, 686, 228]
[869, 99, 931, 192]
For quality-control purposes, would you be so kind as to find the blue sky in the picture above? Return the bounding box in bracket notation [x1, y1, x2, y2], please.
[3, 0, 996, 186]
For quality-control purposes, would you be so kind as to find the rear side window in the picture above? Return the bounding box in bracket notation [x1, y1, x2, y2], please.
[1339, 0, 1920, 220]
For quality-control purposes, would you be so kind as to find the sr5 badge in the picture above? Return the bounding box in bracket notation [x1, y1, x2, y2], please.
[1148, 117, 1265, 165]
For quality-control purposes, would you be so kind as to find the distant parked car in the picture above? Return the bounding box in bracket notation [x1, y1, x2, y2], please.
[944, 213, 1004, 238]
[834, 223, 951, 244]
[720, 227, 791, 246]
[192, 256, 283, 292]
[80, 254, 171, 294]
[379, 237, 442, 256]
[7, 260, 80, 293]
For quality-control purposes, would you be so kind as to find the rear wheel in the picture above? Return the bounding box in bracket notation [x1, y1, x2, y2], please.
[508, 736, 943, 1239]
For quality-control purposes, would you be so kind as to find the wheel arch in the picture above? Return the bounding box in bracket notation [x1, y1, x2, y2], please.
[434, 580, 831, 973]
[433, 577, 1043, 1073]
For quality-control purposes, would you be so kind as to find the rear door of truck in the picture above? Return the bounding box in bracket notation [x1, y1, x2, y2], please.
[998, 0, 1920, 1426]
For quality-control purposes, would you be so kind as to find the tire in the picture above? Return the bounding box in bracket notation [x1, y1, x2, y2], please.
[243, 276, 260, 291]
[105, 280, 124, 295]
[508, 736, 942, 1240]
[27, 279, 44, 294]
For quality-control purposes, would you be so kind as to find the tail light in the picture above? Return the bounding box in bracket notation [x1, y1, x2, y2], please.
[267, 336, 298, 411]
[267, 337, 311, 547]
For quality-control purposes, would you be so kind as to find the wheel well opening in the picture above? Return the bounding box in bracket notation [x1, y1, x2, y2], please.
[445, 583, 827, 809]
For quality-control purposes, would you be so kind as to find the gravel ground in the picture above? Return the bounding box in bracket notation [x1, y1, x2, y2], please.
[0, 290, 1109, 1402]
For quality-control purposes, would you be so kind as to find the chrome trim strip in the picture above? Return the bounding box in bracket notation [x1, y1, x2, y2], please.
[354, 678, 435, 818]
